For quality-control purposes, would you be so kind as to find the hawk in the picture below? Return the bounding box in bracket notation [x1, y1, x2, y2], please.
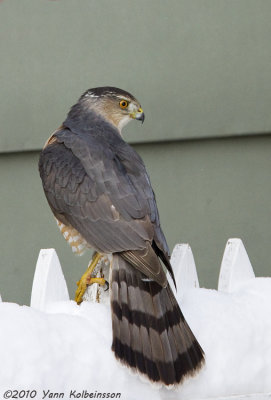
[39, 86, 204, 386]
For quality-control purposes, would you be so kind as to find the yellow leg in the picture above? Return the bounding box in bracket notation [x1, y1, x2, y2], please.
[75, 252, 104, 304]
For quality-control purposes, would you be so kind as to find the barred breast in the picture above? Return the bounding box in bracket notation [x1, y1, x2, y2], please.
[56, 218, 88, 255]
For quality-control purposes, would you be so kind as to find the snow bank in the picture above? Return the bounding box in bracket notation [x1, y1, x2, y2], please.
[0, 278, 270, 399]
[0, 241, 270, 400]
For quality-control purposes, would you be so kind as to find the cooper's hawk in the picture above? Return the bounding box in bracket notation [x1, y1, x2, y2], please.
[39, 87, 204, 386]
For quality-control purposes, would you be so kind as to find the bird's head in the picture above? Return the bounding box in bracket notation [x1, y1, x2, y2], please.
[79, 86, 145, 133]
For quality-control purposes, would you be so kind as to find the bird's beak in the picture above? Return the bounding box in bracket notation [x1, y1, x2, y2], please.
[130, 107, 145, 124]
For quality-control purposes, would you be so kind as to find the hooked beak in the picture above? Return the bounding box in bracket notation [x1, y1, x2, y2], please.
[131, 107, 145, 124]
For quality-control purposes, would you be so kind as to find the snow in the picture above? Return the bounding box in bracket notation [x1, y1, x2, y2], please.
[0, 279, 270, 399]
[0, 241, 270, 400]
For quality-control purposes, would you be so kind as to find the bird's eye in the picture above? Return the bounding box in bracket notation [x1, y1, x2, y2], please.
[119, 100, 128, 109]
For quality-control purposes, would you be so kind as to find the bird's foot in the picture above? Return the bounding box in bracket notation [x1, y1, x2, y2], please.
[88, 277, 109, 291]
[75, 252, 104, 304]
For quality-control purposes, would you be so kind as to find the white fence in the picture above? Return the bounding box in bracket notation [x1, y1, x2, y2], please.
[30, 248, 69, 311]
[0, 237, 258, 309]
[26, 237, 257, 311]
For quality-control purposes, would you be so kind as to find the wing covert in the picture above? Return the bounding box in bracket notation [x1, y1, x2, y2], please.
[39, 126, 170, 285]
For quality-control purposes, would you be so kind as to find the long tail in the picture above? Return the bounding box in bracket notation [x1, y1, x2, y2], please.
[110, 254, 205, 386]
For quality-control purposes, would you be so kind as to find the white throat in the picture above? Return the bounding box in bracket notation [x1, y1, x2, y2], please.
[118, 115, 131, 133]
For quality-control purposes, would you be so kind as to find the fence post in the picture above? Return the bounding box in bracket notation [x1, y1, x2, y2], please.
[218, 238, 255, 293]
[170, 244, 199, 292]
[31, 249, 69, 311]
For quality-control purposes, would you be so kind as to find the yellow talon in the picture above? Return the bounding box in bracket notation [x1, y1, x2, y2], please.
[75, 252, 103, 304]
[89, 277, 106, 285]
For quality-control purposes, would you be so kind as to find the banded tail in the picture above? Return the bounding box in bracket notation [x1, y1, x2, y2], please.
[110, 255, 205, 386]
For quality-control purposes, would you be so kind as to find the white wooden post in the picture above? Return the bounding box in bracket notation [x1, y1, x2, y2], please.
[31, 249, 69, 311]
[170, 244, 199, 292]
[218, 238, 255, 293]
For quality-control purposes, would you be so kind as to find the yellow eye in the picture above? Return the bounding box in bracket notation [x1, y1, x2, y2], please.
[119, 100, 128, 109]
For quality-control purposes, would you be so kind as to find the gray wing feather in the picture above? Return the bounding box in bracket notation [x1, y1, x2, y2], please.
[39, 126, 171, 285]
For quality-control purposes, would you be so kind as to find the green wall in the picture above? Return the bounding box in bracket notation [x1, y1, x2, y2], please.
[1, 0, 271, 151]
[0, 0, 270, 304]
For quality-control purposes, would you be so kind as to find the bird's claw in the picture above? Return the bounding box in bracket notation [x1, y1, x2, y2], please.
[88, 277, 106, 286]
[89, 277, 109, 291]
[75, 252, 104, 304]
[75, 276, 108, 304]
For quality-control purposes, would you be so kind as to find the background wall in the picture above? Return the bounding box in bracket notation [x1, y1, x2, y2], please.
[0, 0, 270, 304]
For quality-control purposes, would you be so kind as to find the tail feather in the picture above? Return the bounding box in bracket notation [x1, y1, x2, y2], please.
[111, 254, 204, 386]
